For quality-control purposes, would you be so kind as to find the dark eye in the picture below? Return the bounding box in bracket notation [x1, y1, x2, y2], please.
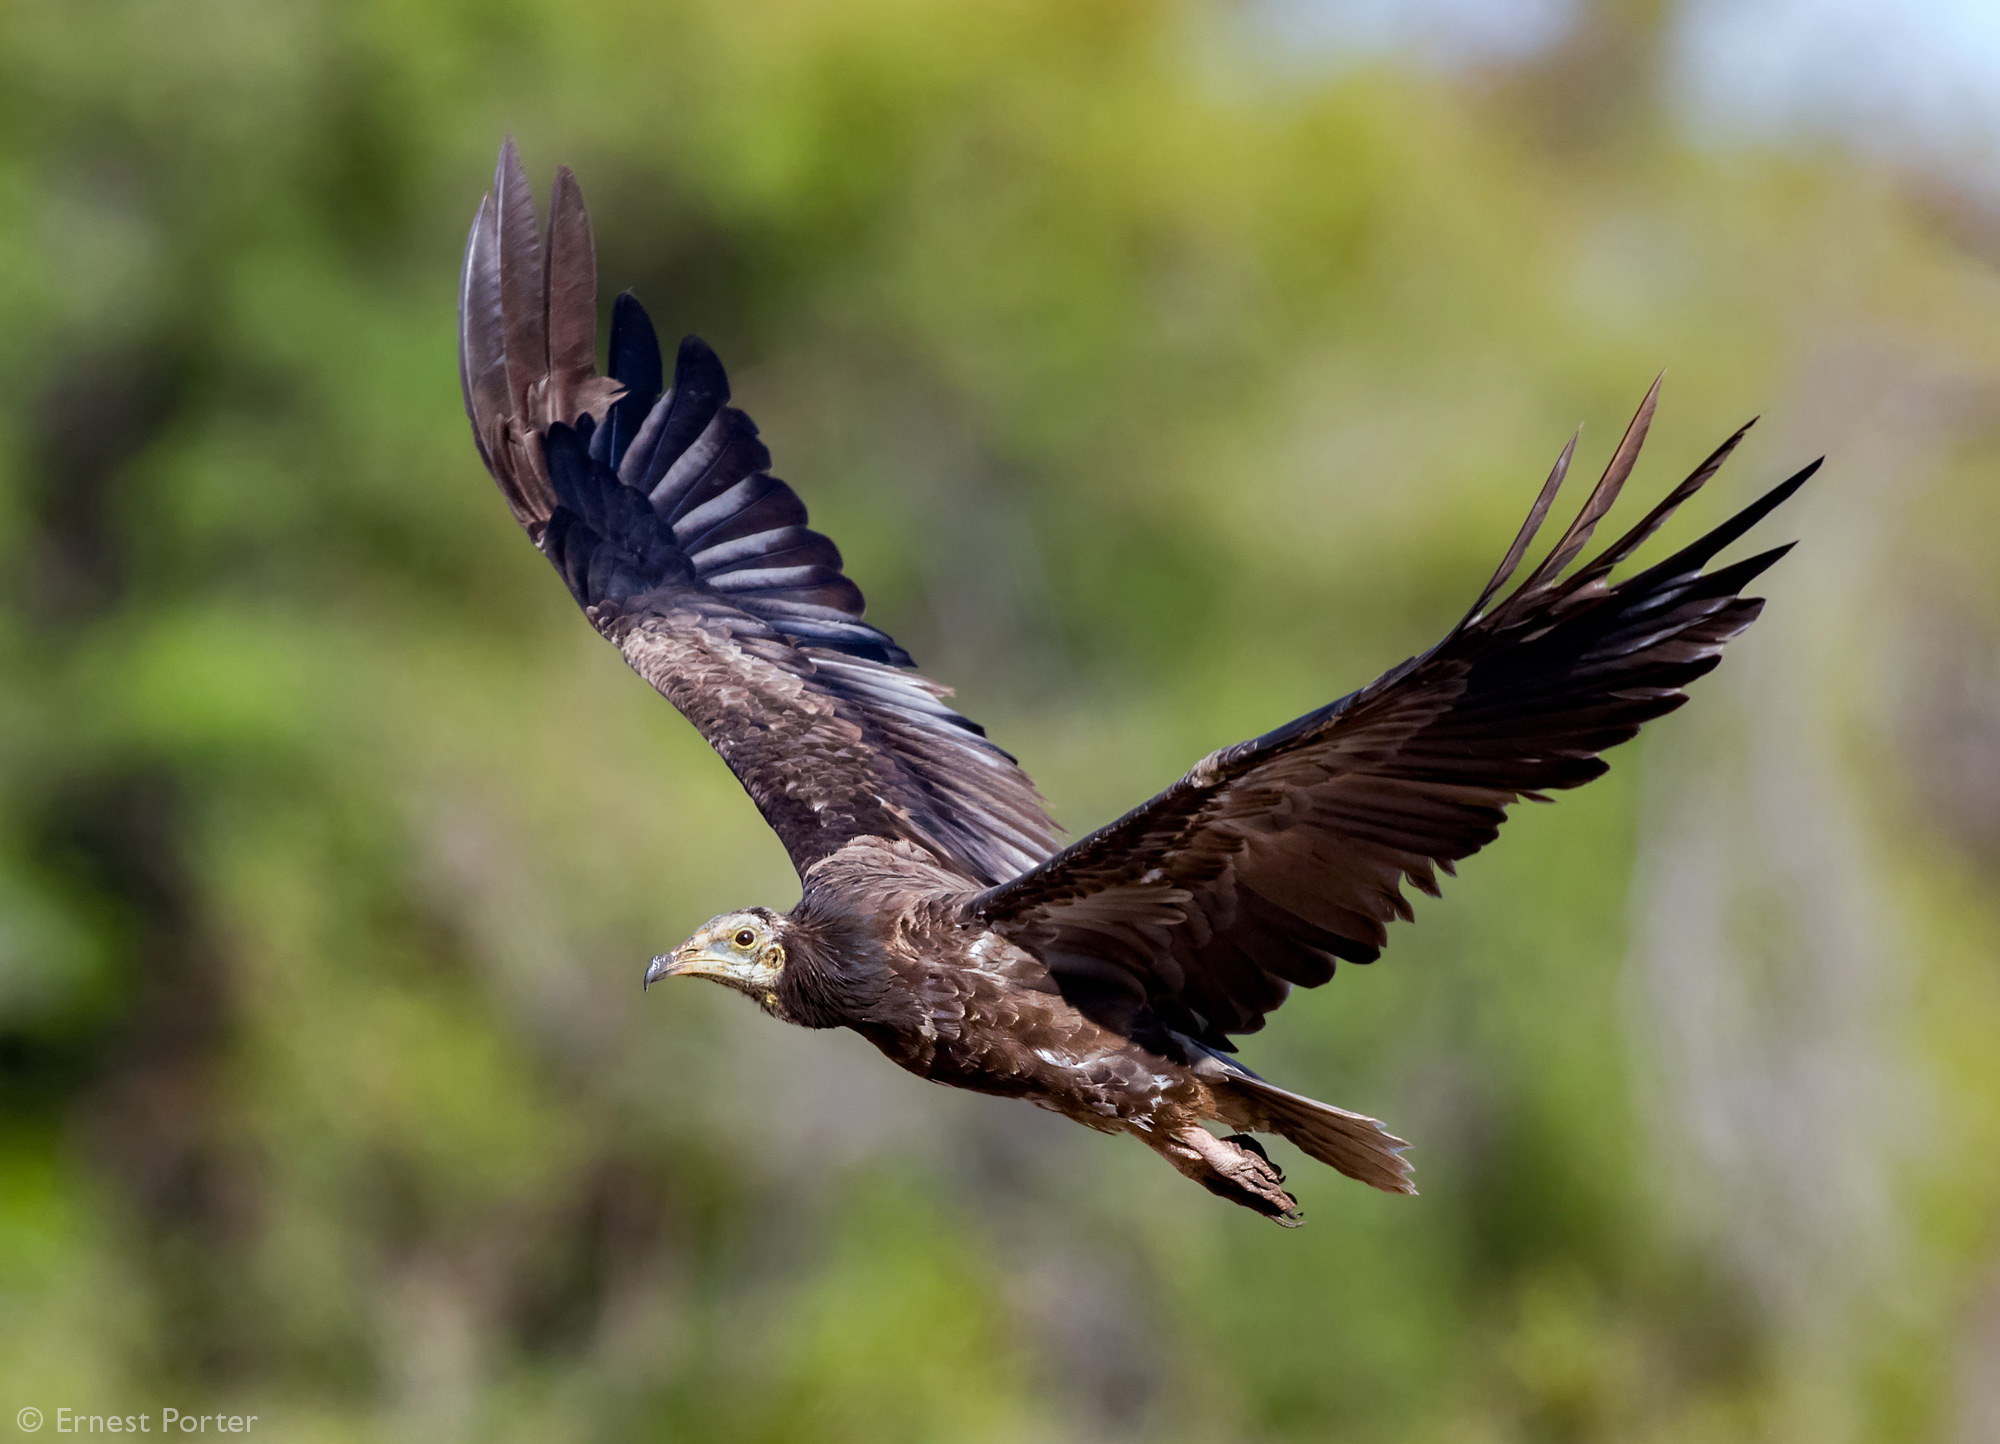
[734, 929, 756, 948]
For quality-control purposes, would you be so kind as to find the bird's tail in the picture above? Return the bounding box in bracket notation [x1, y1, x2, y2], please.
[1223, 1073, 1416, 1195]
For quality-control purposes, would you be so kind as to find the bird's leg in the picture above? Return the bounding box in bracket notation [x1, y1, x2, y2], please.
[1151, 1124, 1303, 1227]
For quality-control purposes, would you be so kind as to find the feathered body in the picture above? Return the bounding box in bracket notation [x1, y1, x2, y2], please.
[459, 142, 1814, 1224]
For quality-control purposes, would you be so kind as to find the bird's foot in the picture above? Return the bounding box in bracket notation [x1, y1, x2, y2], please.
[1159, 1125, 1304, 1227]
[1222, 1133, 1284, 1183]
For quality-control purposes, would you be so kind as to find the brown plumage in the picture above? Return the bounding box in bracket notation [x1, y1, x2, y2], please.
[459, 143, 1815, 1225]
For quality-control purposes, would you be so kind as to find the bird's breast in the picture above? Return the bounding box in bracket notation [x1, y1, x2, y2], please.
[860, 930, 1201, 1127]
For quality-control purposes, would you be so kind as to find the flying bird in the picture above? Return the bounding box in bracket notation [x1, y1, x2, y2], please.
[459, 142, 1813, 1225]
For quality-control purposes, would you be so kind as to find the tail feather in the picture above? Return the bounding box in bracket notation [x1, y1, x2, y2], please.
[1227, 1073, 1416, 1195]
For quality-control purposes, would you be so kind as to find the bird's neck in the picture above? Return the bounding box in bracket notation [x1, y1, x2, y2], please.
[772, 913, 894, 1030]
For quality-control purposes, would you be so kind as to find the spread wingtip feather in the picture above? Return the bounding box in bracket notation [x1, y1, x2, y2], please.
[1467, 427, 1577, 624]
[544, 163, 599, 410]
[1515, 373, 1661, 598]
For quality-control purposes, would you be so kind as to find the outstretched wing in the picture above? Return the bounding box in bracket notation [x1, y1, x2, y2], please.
[460, 142, 1062, 884]
[970, 382, 1816, 1051]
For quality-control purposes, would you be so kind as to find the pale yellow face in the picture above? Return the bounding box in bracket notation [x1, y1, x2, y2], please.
[645, 911, 786, 1003]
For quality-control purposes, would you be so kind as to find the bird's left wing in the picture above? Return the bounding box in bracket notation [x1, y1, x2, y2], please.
[460, 143, 1061, 884]
[968, 385, 1816, 1051]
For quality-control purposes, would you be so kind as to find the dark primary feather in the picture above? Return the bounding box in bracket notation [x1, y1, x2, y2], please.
[458, 146, 1063, 885]
[971, 402, 1815, 1051]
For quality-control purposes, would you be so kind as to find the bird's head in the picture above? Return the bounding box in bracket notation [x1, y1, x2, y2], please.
[646, 908, 788, 1008]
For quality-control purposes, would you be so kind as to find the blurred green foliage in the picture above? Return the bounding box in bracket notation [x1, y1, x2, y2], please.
[3, 1, 1999, 1440]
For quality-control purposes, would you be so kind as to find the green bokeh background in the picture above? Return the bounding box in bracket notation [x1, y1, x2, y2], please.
[3, 1, 1998, 1439]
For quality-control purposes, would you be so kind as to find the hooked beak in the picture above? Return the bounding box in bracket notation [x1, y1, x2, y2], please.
[643, 940, 700, 991]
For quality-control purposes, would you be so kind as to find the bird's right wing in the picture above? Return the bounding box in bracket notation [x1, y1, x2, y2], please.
[969, 386, 1815, 1051]
[460, 143, 1062, 885]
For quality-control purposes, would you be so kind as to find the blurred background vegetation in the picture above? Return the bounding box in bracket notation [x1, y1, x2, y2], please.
[3, 0, 1999, 1439]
